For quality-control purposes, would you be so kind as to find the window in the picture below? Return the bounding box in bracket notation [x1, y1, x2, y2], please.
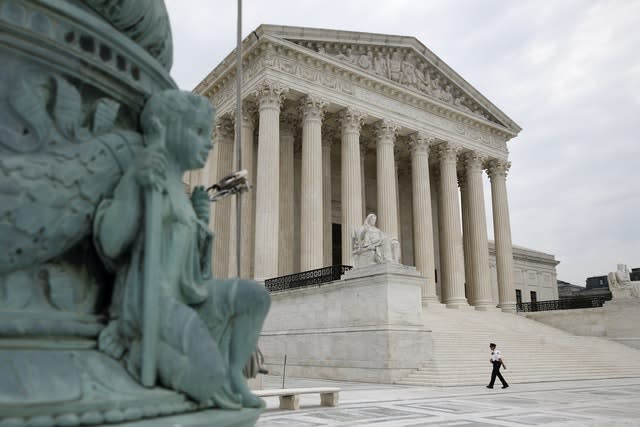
[515, 289, 522, 305]
[530, 291, 537, 304]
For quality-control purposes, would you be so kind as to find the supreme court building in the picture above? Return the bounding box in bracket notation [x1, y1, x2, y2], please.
[188, 25, 559, 311]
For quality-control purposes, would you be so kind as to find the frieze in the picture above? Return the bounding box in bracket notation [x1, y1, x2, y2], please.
[208, 47, 508, 155]
[290, 39, 501, 125]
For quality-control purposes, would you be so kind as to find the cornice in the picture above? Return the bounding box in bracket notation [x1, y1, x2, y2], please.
[194, 32, 520, 144]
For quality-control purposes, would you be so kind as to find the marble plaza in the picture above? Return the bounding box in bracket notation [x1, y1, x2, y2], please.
[256, 375, 640, 426]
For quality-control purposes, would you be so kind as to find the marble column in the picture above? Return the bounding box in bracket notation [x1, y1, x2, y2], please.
[398, 163, 414, 266]
[340, 108, 365, 266]
[409, 133, 438, 303]
[300, 96, 327, 271]
[293, 140, 302, 272]
[360, 145, 367, 216]
[322, 131, 334, 267]
[458, 169, 473, 304]
[375, 120, 400, 240]
[487, 159, 516, 312]
[254, 81, 287, 281]
[278, 111, 296, 275]
[239, 102, 256, 279]
[435, 142, 467, 308]
[394, 147, 402, 259]
[464, 152, 494, 310]
[212, 115, 235, 279]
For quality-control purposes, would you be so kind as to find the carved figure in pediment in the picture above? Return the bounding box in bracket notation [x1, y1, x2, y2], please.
[415, 63, 429, 93]
[400, 58, 418, 87]
[430, 75, 444, 98]
[388, 49, 403, 83]
[454, 95, 473, 113]
[335, 47, 356, 64]
[373, 51, 388, 77]
[473, 107, 491, 120]
[439, 84, 454, 103]
[358, 48, 373, 70]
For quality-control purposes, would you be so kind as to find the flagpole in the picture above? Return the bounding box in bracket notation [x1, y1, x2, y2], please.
[235, 0, 242, 277]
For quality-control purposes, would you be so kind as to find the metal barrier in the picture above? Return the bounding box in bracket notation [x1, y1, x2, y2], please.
[265, 265, 352, 292]
[517, 293, 612, 312]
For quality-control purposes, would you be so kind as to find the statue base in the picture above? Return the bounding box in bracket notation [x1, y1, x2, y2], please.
[341, 261, 421, 280]
[0, 347, 262, 426]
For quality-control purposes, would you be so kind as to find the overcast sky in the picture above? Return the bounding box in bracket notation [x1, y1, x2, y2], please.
[165, 0, 639, 287]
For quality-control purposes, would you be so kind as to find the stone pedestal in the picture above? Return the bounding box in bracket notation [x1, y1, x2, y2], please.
[260, 271, 431, 383]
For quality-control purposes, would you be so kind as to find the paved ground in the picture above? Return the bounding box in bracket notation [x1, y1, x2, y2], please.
[256, 375, 640, 426]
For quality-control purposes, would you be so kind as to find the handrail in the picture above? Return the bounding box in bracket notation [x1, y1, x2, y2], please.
[517, 293, 612, 312]
[265, 265, 352, 292]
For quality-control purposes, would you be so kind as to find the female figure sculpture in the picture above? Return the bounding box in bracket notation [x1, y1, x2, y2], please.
[351, 213, 400, 267]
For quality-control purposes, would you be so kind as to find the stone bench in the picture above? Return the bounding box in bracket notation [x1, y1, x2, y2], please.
[253, 387, 340, 410]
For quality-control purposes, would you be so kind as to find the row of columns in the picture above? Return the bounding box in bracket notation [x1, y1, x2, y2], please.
[210, 82, 516, 313]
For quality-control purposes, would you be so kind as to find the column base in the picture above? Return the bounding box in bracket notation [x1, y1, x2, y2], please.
[499, 303, 517, 313]
[445, 299, 471, 309]
[472, 301, 499, 311]
[421, 298, 445, 309]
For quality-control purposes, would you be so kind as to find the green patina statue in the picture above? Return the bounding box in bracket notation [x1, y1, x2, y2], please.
[94, 90, 269, 409]
[0, 1, 269, 425]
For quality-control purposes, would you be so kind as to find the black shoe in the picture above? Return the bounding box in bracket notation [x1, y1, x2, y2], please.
[486, 386, 493, 389]
[502, 385, 509, 389]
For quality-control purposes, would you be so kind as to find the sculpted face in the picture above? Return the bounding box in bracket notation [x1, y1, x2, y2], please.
[365, 214, 377, 226]
[167, 110, 213, 171]
[183, 114, 214, 170]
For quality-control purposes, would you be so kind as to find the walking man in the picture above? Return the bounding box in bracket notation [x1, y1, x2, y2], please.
[487, 343, 509, 389]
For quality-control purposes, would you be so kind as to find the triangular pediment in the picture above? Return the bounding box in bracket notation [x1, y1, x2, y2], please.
[255, 25, 520, 133]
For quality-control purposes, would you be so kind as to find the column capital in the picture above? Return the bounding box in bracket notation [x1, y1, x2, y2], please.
[255, 79, 288, 110]
[486, 158, 511, 180]
[409, 132, 437, 156]
[461, 150, 486, 173]
[433, 142, 461, 163]
[340, 107, 365, 135]
[300, 95, 328, 122]
[375, 119, 399, 143]
[215, 115, 234, 142]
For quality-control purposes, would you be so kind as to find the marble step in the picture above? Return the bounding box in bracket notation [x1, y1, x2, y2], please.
[396, 307, 640, 386]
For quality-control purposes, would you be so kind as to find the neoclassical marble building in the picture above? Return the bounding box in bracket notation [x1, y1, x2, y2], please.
[189, 25, 558, 312]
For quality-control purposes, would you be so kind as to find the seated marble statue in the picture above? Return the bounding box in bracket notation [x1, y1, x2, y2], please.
[351, 213, 400, 267]
[93, 90, 270, 409]
[608, 264, 640, 299]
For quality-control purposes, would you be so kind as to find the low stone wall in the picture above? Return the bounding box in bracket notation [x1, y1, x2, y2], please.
[524, 307, 606, 337]
[525, 300, 640, 349]
[260, 272, 432, 383]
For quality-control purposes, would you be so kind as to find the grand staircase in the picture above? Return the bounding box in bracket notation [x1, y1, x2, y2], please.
[396, 306, 640, 386]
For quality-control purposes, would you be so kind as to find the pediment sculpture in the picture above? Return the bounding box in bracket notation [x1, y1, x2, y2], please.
[290, 39, 499, 124]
